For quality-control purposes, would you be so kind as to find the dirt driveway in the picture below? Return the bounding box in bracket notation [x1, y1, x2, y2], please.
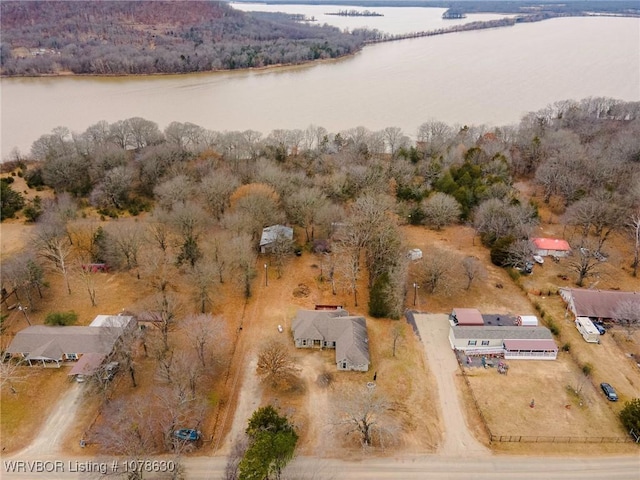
[413, 313, 490, 457]
[17, 382, 84, 456]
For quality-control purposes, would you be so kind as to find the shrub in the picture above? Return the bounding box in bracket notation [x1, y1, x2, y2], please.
[561, 342, 571, 352]
[45, 311, 78, 326]
[619, 398, 640, 436]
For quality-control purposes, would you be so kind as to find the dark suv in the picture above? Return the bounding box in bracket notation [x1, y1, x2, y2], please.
[600, 382, 618, 401]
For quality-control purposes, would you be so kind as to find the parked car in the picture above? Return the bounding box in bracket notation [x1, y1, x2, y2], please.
[593, 322, 606, 335]
[174, 428, 201, 441]
[600, 382, 618, 401]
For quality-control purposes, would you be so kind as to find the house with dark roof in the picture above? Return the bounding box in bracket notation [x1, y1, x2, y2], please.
[560, 288, 640, 320]
[291, 309, 370, 371]
[5, 315, 134, 367]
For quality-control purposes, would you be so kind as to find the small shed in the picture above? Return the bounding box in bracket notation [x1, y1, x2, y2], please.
[260, 225, 294, 254]
[450, 308, 484, 326]
[407, 248, 423, 261]
[516, 315, 538, 327]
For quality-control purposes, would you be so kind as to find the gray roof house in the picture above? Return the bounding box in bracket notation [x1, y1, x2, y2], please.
[260, 225, 294, 254]
[291, 309, 370, 371]
[449, 325, 557, 360]
[5, 315, 134, 367]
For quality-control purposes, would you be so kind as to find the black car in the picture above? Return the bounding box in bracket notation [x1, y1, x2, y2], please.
[593, 322, 606, 335]
[600, 382, 618, 401]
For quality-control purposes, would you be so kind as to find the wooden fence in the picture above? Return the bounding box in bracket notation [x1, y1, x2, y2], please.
[490, 434, 636, 444]
[454, 353, 637, 445]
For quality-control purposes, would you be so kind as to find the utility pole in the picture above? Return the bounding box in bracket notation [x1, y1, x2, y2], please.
[17, 304, 31, 325]
[413, 283, 419, 307]
[264, 263, 268, 287]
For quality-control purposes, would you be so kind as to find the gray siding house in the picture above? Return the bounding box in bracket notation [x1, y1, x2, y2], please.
[292, 309, 370, 372]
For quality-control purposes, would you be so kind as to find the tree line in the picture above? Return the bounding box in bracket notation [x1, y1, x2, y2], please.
[2, 97, 639, 314]
[0, 1, 376, 76]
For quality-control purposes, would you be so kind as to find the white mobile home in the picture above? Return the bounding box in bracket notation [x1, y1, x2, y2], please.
[575, 317, 600, 343]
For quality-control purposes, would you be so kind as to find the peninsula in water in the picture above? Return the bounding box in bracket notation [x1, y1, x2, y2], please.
[1, 0, 638, 77]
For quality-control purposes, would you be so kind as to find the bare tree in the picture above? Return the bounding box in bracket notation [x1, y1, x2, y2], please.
[1, 252, 46, 310]
[285, 187, 328, 243]
[105, 221, 146, 275]
[0, 358, 30, 394]
[333, 385, 398, 448]
[421, 192, 461, 230]
[626, 209, 640, 277]
[33, 214, 73, 294]
[270, 232, 295, 279]
[461, 256, 486, 290]
[419, 249, 457, 295]
[256, 340, 300, 391]
[391, 323, 405, 358]
[613, 300, 640, 339]
[183, 313, 227, 368]
[229, 233, 257, 299]
[188, 262, 216, 313]
[199, 170, 240, 220]
[567, 240, 601, 287]
[506, 239, 536, 270]
[75, 261, 98, 307]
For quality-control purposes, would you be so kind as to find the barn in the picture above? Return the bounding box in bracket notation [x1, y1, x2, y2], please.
[532, 237, 571, 257]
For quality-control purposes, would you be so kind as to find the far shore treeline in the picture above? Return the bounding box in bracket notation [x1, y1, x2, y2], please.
[1, 0, 638, 76]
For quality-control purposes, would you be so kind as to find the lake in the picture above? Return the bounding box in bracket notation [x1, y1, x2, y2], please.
[1, 6, 638, 160]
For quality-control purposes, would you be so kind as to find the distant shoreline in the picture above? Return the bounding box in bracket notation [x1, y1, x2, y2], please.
[2, 10, 638, 80]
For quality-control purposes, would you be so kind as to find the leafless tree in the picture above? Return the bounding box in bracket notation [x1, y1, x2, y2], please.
[416, 120, 453, 158]
[256, 340, 300, 391]
[32, 214, 73, 294]
[285, 187, 328, 243]
[95, 396, 162, 477]
[473, 198, 537, 243]
[382, 126, 408, 159]
[461, 256, 486, 290]
[564, 192, 628, 252]
[154, 174, 194, 210]
[1, 252, 46, 310]
[229, 233, 257, 298]
[421, 192, 461, 230]
[333, 385, 398, 448]
[613, 300, 640, 339]
[419, 249, 457, 295]
[140, 292, 180, 354]
[334, 240, 361, 307]
[567, 240, 601, 287]
[75, 260, 98, 307]
[187, 262, 216, 314]
[183, 313, 227, 369]
[166, 201, 209, 268]
[392, 323, 405, 358]
[90, 165, 134, 210]
[270, 232, 295, 279]
[506, 239, 536, 269]
[105, 221, 146, 274]
[627, 210, 640, 277]
[0, 358, 30, 394]
[199, 170, 240, 220]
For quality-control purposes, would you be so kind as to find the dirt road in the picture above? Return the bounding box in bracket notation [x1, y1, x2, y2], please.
[15, 382, 84, 457]
[413, 313, 490, 457]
